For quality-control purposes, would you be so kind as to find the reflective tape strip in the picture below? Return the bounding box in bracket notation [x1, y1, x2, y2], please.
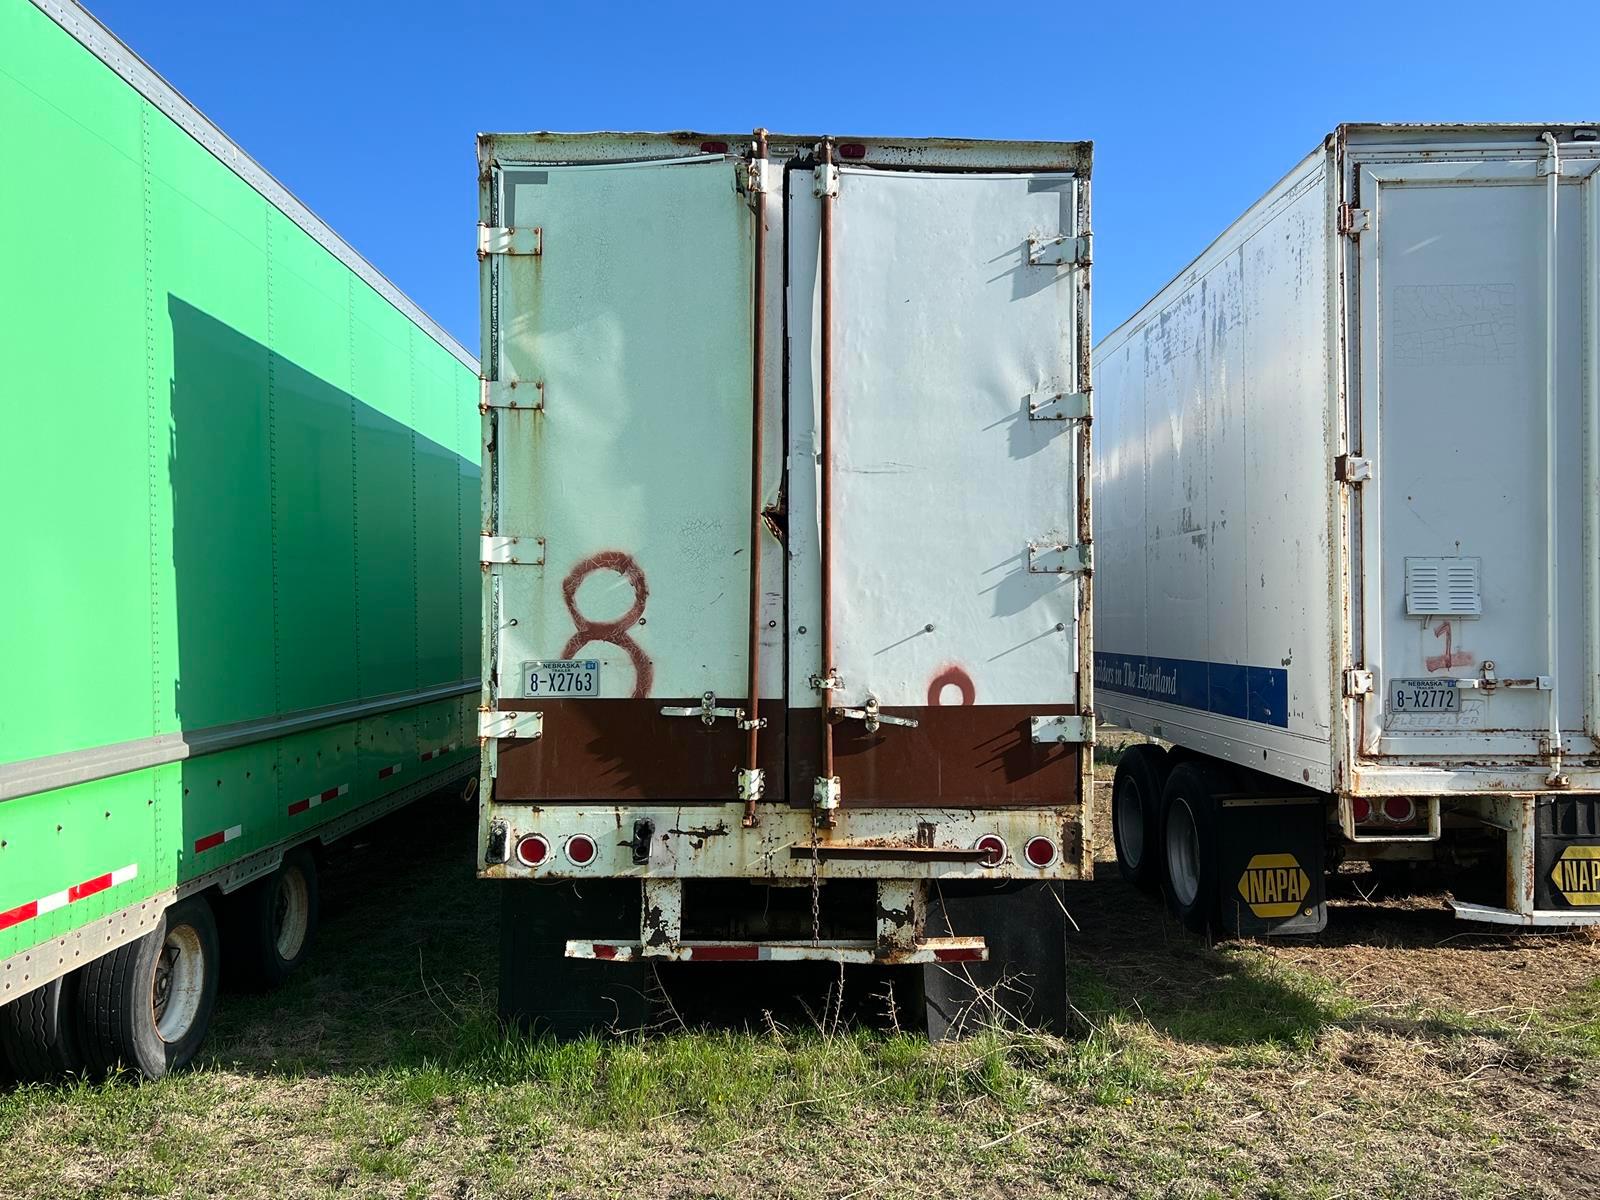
[194, 825, 242, 854]
[0, 863, 139, 932]
[289, 783, 348, 816]
[377, 763, 402, 780]
[419, 744, 459, 764]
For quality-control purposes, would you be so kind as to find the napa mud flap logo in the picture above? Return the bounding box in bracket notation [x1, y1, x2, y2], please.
[1237, 853, 1312, 919]
[1549, 846, 1600, 906]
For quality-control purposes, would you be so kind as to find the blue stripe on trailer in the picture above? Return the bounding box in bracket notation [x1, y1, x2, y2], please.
[1093, 652, 1289, 729]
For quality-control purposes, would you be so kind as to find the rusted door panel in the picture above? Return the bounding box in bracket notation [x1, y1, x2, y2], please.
[487, 156, 780, 802]
[495, 698, 787, 802]
[786, 165, 1088, 808]
[785, 704, 1083, 810]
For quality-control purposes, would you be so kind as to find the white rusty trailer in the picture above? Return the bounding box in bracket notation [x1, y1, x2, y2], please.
[476, 131, 1093, 1034]
[1095, 123, 1600, 932]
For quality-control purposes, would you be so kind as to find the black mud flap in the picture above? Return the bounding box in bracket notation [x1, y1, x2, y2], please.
[498, 880, 651, 1039]
[920, 881, 1068, 1039]
[1535, 797, 1600, 910]
[1215, 797, 1327, 937]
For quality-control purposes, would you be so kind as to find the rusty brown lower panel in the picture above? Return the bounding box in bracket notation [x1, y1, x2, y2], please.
[787, 704, 1083, 810]
[493, 699, 1081, 811]
[494, 698, 788, 803]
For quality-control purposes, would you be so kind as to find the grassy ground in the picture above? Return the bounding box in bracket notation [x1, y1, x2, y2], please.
[2, 769, 1598, 1199]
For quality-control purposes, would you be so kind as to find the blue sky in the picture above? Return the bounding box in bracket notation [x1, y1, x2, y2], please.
[90, 0, 1595, 354]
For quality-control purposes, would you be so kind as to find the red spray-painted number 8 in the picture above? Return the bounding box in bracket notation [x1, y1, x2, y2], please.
[561, 550, 654, 699]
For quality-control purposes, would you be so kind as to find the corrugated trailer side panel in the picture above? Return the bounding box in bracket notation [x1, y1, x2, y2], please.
[1094, 147, 1342, 790]
[0, 0, 478, 999]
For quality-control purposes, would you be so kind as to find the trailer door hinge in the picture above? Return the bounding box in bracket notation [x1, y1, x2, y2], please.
[1030, 714, 1094, 744]
[478, 224, 542, 257]
[481, 378, 544, 411]
[1343, 669, 1374, 697]
[480, 535, 545, 566]
[1338, 206, 1370, 237]
[479, 709, 543, 739]
[1028, 232, 1091, 267]
[1027, 391, 1091, 422]
[813, 163, 840, 198]
[1028, 541, 1092, 574]
[1335, 454, 1372, 484]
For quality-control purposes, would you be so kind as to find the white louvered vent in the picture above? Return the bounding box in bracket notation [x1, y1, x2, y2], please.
[1404, 556, 1482, 617]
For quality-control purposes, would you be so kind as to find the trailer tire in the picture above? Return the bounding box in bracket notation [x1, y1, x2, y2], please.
[221, 849, 319, 992]
[76, 897, 220, 1079]
[1111, 744, 1168, 891]
[0, 975, 85, 1081]
[1159, 761, 1231, 934]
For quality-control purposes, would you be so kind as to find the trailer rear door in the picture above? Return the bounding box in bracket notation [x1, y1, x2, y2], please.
[484, 155, 777, 801]
[787, 163, 1091, 808]
[1353, 152, 1599, 760]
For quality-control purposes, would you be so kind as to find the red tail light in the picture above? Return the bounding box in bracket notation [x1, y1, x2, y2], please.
[1024, 837, 1057, 868]
[838, 142, 867, 159]
[1382, 797, 1416, 824]
[514, 834, 549, 867]
[699, 140, 729, 154]
[1351, 797, 1372, 824]
[976, 835, 1007, 867]
[565, 834, 597, 866]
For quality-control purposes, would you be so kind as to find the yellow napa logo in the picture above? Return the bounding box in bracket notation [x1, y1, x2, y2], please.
[1549, 845, 1600, 906]
[1237, 853, 1311, 919]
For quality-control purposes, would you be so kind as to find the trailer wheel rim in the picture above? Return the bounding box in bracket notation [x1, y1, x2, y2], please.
[151, 922, 207, 1043]
[1115, 775, 1145, 868]
[272, 865, 311, 962]
[1166, 796, 1202, 907]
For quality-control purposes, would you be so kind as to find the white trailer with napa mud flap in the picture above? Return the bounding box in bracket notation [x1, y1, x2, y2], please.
[475, 131, 1094, 1035]
[1095, 123, 1600, 933]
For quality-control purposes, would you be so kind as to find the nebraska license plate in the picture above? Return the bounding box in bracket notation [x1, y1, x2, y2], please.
[1390, 678, 1459, 713]
[523, 659, 600, 698]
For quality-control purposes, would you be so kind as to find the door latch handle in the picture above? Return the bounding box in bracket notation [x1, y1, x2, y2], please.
[836, 696, 919, 734]
[661, 692, 747, 727]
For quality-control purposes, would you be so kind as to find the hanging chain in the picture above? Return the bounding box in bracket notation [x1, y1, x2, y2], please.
[809, 818, 821, 945]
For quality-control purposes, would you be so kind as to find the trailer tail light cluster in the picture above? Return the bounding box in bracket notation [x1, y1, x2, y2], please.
[838, 142, 867, 159]
[1353, 796, 1422, 827]
[1023, 837, 1058, 868]
[514, 833, 601, 868]
[976, 835, 1007, 867]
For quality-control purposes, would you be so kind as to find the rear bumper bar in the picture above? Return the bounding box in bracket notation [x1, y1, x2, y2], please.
[1449, 900, 1600, 927]
[567, 937, 987, 965]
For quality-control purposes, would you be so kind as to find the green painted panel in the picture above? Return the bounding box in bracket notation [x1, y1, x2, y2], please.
[416, 332, 463, 688]
[265, 209, 360, 712]
[0, 1, 153, 762]
[351, 289, 420, 700]
[0, 774, 157, 962]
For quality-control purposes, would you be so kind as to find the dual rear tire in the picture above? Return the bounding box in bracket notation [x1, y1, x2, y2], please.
[1112, 747, 1232, 934]
[1, 850, 320, 1081]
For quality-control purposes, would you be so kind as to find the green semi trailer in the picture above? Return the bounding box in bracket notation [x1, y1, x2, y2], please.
[0, 0, 479, 1079]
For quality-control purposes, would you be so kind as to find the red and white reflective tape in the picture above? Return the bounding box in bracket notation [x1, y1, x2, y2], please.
[193, 825, 242, 854]
[376, 762, 402, 780]
[570, 939, 988, 965]
[0, 863, 138, 932]
[419, 743, 459, 763]
[289, 783, 348, 816]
